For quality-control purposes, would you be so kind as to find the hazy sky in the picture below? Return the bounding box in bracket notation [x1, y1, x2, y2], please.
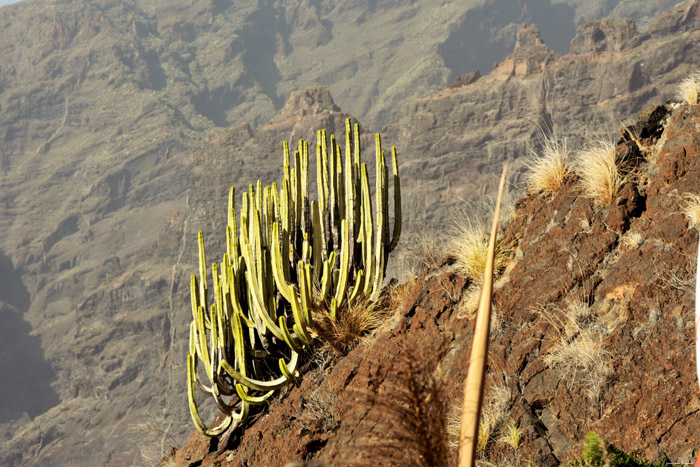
[0, 0, 23, 6]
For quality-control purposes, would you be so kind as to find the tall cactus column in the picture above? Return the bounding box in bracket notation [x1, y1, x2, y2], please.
[186, 118, 401, 437]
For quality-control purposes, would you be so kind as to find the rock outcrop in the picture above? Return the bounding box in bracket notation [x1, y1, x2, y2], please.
[569, 18, 641, 54]
[162, 97, 700, 466]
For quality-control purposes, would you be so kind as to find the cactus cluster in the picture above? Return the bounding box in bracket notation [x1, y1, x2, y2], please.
[187, 119, 401, 436]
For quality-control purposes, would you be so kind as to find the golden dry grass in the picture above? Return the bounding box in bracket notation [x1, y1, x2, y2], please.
[681, 192, 700, 230]
[541, 301, 612, 403]
[677, 72, 700, 106]
[525, 137, 570, 196]
[576, 140, 623, 206]
[499, 420, 521, 450]
[451, 222, 512, 284]
[312, 298, 390, 356]
[448, 375, 511, 455]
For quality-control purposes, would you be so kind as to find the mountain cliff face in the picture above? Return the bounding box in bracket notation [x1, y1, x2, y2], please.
[162, 76, 700, 467]
[1, 0, 699, 465]
[384, 2, 700, 232]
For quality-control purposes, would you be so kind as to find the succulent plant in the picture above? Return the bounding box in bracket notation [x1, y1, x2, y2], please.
[186, 119, 401, 436]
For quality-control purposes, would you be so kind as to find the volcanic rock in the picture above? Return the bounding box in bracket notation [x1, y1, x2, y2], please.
[163, 97, 700, 466]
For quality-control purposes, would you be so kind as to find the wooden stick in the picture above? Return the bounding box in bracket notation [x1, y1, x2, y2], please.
[458, 165, 508, 466]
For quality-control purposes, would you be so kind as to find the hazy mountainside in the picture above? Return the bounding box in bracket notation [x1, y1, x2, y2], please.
[385, 2, 700, 231]
[164, 93, 700, 467]
[0, 0, 696, 465]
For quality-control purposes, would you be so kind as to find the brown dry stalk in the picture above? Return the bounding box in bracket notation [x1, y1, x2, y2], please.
[458, 165, 508, 466]
[351, 340, 450, 466]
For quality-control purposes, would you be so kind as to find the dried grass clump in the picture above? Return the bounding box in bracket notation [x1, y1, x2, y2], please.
[499, 420, 521, 450]
[525, 137, 570, 196]
[677, 72, 700, 106]
[391, 229, 448, 281]
[448, 375, 511, 455]
[312, 298, 391, 356]
[128, 411, 180, 467]
[451, 218, 512, 283]
[681, 192, 700, 230]
[542, 301, 612, 403]
[576, 140, 623, 206]
[298, 382, 340, 431]
[621, 231, 644, 249]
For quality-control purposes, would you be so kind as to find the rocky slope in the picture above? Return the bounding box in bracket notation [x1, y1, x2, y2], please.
[1, 0, 698, 465]
[162, 78, 700, 467]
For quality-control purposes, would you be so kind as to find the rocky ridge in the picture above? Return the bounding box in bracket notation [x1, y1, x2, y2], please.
[163, 76, 700, 467]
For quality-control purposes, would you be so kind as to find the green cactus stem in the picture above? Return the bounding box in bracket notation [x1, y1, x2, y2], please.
[186, 119, 401, 437]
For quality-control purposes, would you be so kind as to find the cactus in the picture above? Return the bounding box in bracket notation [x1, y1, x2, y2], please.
[186, 119, 401, 436]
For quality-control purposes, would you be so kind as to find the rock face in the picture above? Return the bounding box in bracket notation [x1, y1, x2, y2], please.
[0, 0, 698, 466]
[163, 98, 700, 466]
[569, 18, 641, 54]
[382, 2, 700, 235]
[499, 23, 557, 77]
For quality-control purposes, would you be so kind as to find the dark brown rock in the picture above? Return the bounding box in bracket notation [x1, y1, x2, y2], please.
[447, 69, 481, 89]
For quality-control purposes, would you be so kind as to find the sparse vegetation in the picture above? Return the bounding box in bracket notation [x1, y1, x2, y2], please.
[128, 411, 180, 467]
[451, 217, 512, 283]
[298, 382, 340, 431]
[457, 285, 482, 318]
[681, 192, 700, 230]
[500, 420, 521, 450]
[312, 297, 392, 356]
[621, 231, 645, 249]
[677, 72, 700, 106]
[576, 140, 623, 206]
[525, 136, 571, 196]
[569, 431, 670, 466]
[396, 229, 448, 278]
[448, 374, 512, 456]
[542, 301, 612, 403]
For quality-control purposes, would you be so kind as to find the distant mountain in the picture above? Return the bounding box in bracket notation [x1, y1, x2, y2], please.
[0, 0, 696, 465]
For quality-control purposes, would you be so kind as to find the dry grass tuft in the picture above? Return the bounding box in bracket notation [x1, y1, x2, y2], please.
[541, 301, 612, 403]
[447, 374, 511, 455]
[576, 140, 623, 206]
[621, 231, 644, 249]
[457, 285, 482, 318]
[681, 192, 700, 230]
[393, 229, 448, 279]
[387, 278, 416, 314]
[298, 381, 340, 432]
[451, 217, 512, 283]
[678, 72, 700, 106]
[499, 420, 521, 450]
[525, 137, 571, 196]
[127, 411, 180, 467]
[312, 297, 391, 356]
